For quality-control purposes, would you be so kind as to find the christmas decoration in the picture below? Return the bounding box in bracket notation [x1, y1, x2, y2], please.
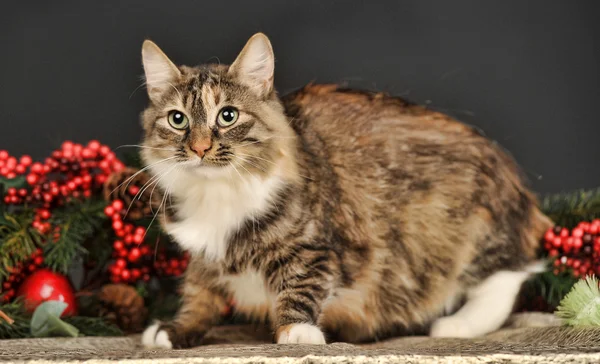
[16, 269, 77, 316]
[98, 284, 147, 333]
[0, 140, 188, 338]
[30, 300, 79, 337]
[555, 275, 600, 326]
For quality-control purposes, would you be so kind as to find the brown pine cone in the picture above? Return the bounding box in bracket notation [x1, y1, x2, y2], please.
[103, 167, 156, 220]
[98, 284, 148, 333]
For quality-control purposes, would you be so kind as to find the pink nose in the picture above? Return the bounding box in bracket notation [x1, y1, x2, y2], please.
[191, 139, 212, 158]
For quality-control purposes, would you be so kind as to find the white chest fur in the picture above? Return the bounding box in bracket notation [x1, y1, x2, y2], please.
[221, 269, 276, 310]
[154, 165, 284, 261]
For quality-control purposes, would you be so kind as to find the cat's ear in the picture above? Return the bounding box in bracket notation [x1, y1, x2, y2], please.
[141, 40, 181, 103]
[229, 33, 275, 97]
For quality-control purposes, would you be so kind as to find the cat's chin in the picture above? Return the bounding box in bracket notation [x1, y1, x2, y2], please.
[185, 163, 233, 180]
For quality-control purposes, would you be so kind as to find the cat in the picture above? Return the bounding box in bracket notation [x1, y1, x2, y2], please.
[139, 33, 552, 348]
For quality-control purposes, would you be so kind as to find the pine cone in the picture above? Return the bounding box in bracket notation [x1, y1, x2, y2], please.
[98, 284, 148, 333]
[103, 167, 155, 220]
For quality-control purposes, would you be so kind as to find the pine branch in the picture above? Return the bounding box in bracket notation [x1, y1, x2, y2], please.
[64, 316, 123, 336]
[542, 187, 600, 228]
[556, 275, 600, 326]
[0, 212, 43, 280]
[0, 300, 31, 339]
[524, 268, 579, 309]
[45, 198, 108, 274]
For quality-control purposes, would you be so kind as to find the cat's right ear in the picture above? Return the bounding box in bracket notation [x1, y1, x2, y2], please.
[141, 40, 181, 103]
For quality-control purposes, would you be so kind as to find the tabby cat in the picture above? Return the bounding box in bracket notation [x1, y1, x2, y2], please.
[139, 33, 552, 348]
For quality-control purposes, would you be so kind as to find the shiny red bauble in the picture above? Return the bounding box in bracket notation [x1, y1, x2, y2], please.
[16, 269, 77, 316]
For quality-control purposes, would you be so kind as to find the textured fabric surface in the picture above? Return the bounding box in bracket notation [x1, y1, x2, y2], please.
[1, 314, 599, 363]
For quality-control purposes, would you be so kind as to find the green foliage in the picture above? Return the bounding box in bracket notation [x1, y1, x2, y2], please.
[542, 187, 600, 228]
[0, 300, 122, 339]
[64, 316, 123, 336]
[523, 268, 579, 310]
[0, 175, 27, 191]
[0, 299, 30, 339]
[0, 212, 43, 280]
[556, 275, 600, 326]
[44, 198, 108, 274]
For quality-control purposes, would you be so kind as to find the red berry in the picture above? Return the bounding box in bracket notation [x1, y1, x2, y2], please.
[112, 220, 124, 231]
[26, 173, 39, 185]
[104, 206, 115, 217]
[128, 185, 140, 196]
[116, 258, 127, 269]
[0, 150, 8, 160]
[113, 240, 124, 251]
[128, 248, 141, 262]
[99, 160, 110, 170]
[19, 155, 32, 166]
[18, 188, 27, 197]
[67, 181, 76, 190]
[7, 187, 17, 196]
[81, 148, 94, 159]
[573, 238, 583, 249]
[31, 163, 43, 174]
[549, 249, 559, 257]
[6, 157, 17, 168]
[131, 269, 141, 280]
[15, 164, 26, 174]
[140, 245, 150, 256]
[38, 209, 51, 220]
[82, 174, 92, 184]
[83, 190, 91, 198]
[133, 234, 144, 244]
[88, 140, 101, 151]
[573, 228, 584, 238]
[99, 145, 110, 157]
[124, 234, 133, 244]
[169, 259, 179, 269]
[112, 200, 124, 211]
[143, 274, 150, 282]
[34, 256, 44, 266]
[62, 141, 74, 151]
[552, 236, 562, 248]
[6, 172, 16, 179]
[121, 269, 131, 281]
[590, 224, 599, 235]
[118, 248, 128, 257]
[0, 167, 8, 176]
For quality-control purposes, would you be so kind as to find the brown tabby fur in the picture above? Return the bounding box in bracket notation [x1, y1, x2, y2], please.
[139, 35, 552, 348]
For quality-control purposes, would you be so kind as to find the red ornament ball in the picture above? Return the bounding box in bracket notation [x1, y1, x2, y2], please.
[16, 269, 77, 316]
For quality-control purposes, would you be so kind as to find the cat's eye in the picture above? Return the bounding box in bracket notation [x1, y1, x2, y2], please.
[217, 107, 239, 127]
[167, 110, 189, 130]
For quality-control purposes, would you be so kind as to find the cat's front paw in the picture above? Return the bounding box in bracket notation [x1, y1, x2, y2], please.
[430, 316, 474, 338]
[142, 322, 205, 349]
[277, 323, 326, 344]
[142, 322, 173, 349]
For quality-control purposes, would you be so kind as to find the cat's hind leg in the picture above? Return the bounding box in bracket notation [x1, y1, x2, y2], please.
[429, 270, 530, 338]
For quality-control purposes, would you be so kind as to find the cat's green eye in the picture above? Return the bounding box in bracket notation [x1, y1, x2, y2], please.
[167, 110, 189, 130]
[217, 107, 239, 127]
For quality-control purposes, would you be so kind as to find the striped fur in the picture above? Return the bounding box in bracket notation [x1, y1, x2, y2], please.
[139, 34, 552, 348]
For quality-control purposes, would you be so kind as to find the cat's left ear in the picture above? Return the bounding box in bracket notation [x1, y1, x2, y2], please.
[229, 33, 275, 97]
[141, 40, 182, 103]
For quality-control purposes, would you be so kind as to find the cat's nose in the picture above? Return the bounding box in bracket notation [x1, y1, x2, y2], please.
[191, 139, 212, 158]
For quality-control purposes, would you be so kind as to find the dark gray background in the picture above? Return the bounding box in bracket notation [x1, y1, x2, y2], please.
[1, 1, 598, 194]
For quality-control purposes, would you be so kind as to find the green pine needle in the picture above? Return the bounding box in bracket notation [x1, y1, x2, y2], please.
[555, 275, 600, 326]
[44, 198, 107, 274]
[0, 212, 43, 280]
[542, 187, 600, 228]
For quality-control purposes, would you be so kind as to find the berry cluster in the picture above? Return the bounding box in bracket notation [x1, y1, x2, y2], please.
[104, 199, 189, 284]
[1, 249, 44, 302]
[1, 141, 125, 235]
[544, 219, 600, 277]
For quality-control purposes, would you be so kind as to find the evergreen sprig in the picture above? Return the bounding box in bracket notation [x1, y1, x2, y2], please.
[63, 316, 123, 336]
[0, 300, 123, 338]
[44, 198, 108, 274]
[0, 212, 43, 280]
[555, 275, 600, 326]
[542, 187, 600, 228]
[0, 299, 31, 339]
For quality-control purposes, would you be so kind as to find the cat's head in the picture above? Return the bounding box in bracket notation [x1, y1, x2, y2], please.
[139, 33, 296, 182]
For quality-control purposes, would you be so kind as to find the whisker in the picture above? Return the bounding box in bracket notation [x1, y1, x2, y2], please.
[110, 156, 177, 197]
[116, 144, 178, 152]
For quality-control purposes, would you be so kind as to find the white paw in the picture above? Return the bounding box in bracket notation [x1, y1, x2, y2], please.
[142, 323, 173, 349]
[430, 316, 474, 338]
[277, 323, 326, 344]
